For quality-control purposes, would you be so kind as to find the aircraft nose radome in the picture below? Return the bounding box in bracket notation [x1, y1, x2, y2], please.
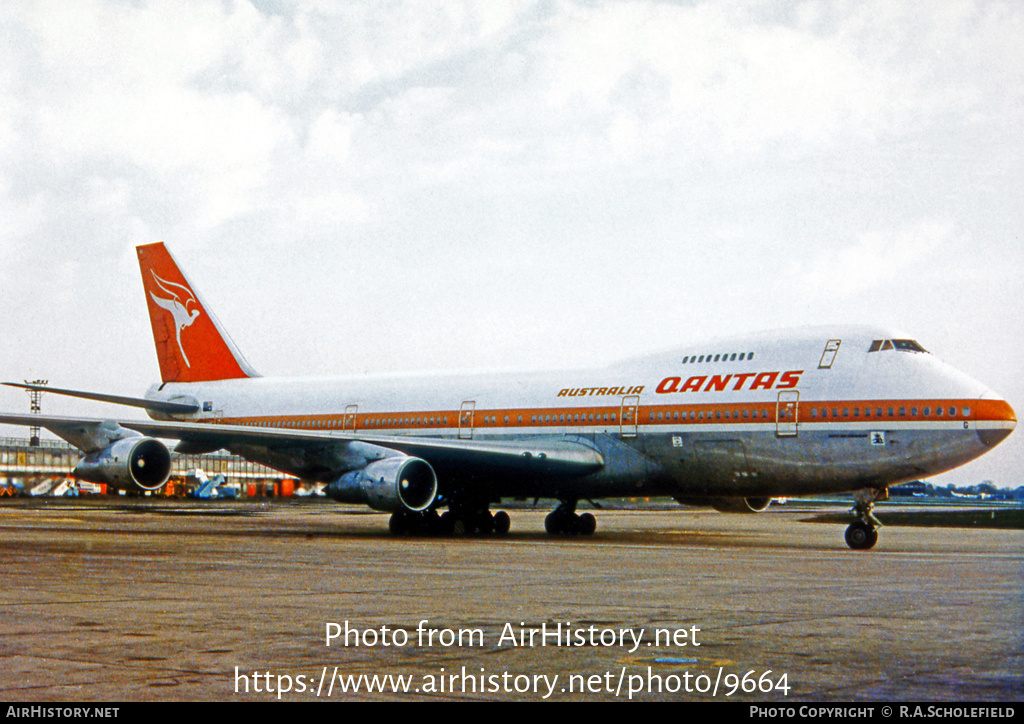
[977, 398, 1015, 448]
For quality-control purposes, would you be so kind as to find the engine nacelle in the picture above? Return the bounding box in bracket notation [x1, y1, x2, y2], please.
[327, 456, 438, 512]
[74, 437, 172, 493]
[676, 496, 774, 514]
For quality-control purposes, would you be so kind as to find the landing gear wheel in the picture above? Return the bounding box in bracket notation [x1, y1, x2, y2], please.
[475, 511, 495, 535]
[545, 503, 596, 536]
[845, 521, 878, 550]
[389, 509, 441, 536]
[389, 511, 409, 535]
[846, 487, 886, 550]
[545, 511, 562, 535]
[577, 512, 597, 536]
[493, 510, 511, 535]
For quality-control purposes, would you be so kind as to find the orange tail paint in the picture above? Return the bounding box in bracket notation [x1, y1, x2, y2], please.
[137, 242, 257, 383]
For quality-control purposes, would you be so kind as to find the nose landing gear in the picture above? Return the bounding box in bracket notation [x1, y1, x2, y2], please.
[845, 487, 886, 550]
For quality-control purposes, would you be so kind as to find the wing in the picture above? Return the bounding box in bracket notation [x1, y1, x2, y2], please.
[0, 412, 606, 480]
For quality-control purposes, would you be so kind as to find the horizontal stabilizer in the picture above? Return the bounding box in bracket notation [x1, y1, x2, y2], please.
[3, 382, 199, 415]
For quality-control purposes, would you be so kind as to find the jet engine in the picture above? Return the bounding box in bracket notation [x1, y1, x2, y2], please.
[74, 437, 172, 493]
[327, 455, 438, 512]
[710, 496, 773, 513]
[676, 496, 774, 513]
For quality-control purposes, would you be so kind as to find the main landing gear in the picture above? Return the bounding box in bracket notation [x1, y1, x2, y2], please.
[544, 501, 597, 536]
[845, 487, 886, 550]
[388, 505, 511, 537]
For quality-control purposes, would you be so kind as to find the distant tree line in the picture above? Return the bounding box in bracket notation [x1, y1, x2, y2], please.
[891, 480, 1024, 501]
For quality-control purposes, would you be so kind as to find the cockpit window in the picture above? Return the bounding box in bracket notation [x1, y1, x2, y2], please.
[893, 339, 927, 353]
[869, 339, 928, 353]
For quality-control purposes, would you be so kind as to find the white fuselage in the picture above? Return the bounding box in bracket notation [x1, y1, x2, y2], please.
[145, 326, 1015, 500]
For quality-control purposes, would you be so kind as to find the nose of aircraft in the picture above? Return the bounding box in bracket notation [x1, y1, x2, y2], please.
[977, 396, 1016, 448]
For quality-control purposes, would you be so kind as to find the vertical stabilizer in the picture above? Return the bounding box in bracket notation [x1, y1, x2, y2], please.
[137, 243, 258, 383]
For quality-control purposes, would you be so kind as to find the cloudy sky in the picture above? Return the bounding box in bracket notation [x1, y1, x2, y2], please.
[1, 0, 1021, 485]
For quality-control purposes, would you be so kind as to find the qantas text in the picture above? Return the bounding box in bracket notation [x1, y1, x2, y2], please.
[655, 371, 803, 394]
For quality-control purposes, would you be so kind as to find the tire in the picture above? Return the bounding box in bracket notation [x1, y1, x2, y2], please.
[845, 521, 878, 550]
[577, 512, 596, 535]
[545, 511, 560, 535]
[493, 510, 511, 535]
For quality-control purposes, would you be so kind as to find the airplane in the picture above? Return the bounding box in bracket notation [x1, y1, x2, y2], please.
[0, 243, 1015, 549]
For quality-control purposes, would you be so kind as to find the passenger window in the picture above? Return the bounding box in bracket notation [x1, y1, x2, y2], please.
[962, 407, 971, 417]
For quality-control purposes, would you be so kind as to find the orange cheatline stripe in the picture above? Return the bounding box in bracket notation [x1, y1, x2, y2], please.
[214, 397, 1011, 430]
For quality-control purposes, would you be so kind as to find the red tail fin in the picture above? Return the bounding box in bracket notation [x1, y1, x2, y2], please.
[137, 243, 258, 383]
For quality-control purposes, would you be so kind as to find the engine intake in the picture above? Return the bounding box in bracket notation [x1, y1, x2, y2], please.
[327, 456, 437, 512]
[74, 437, 172, 492]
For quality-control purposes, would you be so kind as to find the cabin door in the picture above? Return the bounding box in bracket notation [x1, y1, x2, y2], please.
[776, 391, 799, 437]
[459, 401, 476, 440]
[620, 395, 639, 437]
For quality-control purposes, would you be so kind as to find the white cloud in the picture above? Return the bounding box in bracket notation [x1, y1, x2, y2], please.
[790, 221, 959, 297]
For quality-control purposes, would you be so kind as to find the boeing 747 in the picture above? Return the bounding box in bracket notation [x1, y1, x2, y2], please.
[0, 243, 1014, 549]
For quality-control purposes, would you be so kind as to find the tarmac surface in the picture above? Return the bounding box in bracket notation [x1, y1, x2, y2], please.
[0, 498, 1020, 702]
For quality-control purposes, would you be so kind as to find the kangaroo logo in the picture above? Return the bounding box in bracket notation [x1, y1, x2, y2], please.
[148, 270, 201, 368]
